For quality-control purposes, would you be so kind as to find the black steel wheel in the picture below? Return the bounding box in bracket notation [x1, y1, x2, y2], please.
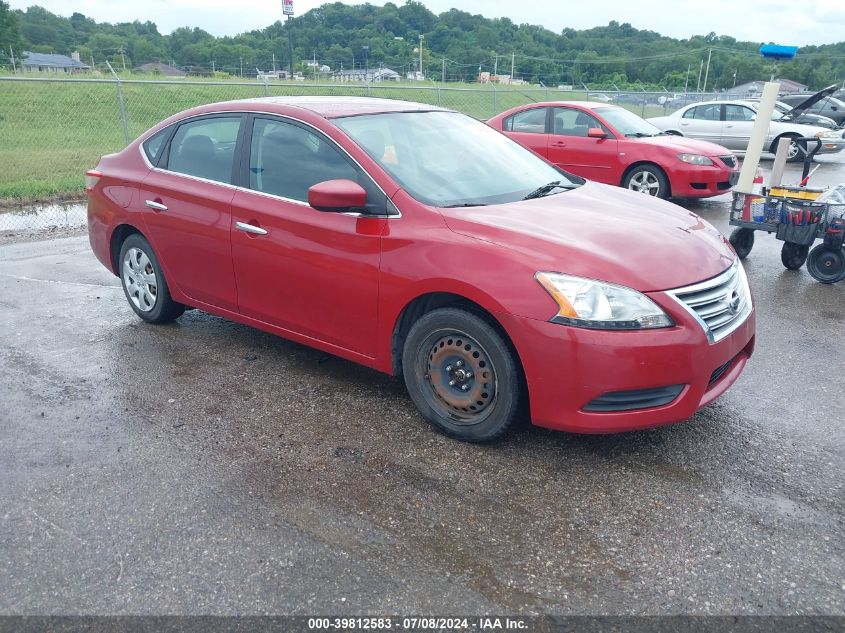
[729, 228, 755, 259]
[807, 244, 845, 284]
[402, 308, 521, 443]
[780, 242, 809, 270]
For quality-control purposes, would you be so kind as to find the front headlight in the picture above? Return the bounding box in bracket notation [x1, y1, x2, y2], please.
[677, 153, 714, 165]
[816, 129, 841, 139]
[535, 272, 673, 330]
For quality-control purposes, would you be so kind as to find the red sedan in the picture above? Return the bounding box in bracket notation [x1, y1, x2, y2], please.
[86, 97, 754, 442]
[488, 102, 739, 199]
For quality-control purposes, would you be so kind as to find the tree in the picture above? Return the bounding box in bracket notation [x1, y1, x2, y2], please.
[0, 1, 24, 68]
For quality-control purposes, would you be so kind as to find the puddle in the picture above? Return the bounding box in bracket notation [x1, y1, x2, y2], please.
[0, 202, 87, 232]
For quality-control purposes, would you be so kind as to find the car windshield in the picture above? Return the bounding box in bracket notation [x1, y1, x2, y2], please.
[594, 106, 663, 137]
[334, 110, 582, 207]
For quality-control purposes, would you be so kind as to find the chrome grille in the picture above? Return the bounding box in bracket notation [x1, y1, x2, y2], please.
[719, 155, 737, 168]
[667, 261, 752, 344]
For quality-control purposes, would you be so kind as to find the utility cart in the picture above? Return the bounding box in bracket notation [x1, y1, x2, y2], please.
[727, 137, 845, 282]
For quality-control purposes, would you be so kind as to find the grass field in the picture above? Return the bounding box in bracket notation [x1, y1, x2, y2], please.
[0, 76, 668, 202]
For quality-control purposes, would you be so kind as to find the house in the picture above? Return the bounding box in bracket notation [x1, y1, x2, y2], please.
[335, 67, 400, 82]
[21, 51, 90, 73]
[135, 62, 187, 77]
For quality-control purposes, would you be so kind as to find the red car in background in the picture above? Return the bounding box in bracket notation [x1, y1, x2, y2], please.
[488, 102, 739, 199]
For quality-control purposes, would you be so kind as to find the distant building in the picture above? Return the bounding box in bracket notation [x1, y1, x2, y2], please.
[728, 78, 809, 98]
[22, 51, 90, 73]
[135, 62, 187, 77]
[335, 67, 401, 82]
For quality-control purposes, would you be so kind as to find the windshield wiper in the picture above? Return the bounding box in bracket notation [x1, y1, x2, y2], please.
[522, 181, 578, 200]
[441, 202, 488, 208]
[626, 132, 655, 137]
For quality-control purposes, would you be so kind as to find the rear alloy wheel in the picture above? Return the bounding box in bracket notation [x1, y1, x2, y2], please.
[729, 228, 755, 259]
[119, 234, 185, 324]
[780, 242, 809, 270]
[807, 244, 845, 284]
[402, 308, 521, 443]
[623, 165, 669, 199]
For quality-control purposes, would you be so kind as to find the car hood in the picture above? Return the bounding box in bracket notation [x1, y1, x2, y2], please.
[440, 181, 735, 292]
[629, 134, 733, 157]
[787, 84, 839, 116]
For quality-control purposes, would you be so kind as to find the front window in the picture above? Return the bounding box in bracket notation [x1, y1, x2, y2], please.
[506, 108, 547, 133]
[334, 111, 581, 207]
[724, 105, 755, 121]
[592, 107, 660, 137]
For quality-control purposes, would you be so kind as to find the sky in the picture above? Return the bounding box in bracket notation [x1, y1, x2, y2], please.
[8, 0, 845, 47]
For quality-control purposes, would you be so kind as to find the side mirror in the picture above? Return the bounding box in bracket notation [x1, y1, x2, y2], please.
[587, 127, 607, 139]
[308, 179, 367, 212]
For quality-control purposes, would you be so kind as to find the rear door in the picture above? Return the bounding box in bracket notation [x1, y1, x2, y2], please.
[546, 106, 618, 183]
[501, 107, 550, 159]
[229, 115, 385, 356]
[139, 114, 243, 312]
[722, 104, 756, 150]
[678, 104, 724, 144]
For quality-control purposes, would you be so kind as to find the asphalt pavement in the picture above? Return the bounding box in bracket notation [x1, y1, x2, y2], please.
[0, 159, 843, 616]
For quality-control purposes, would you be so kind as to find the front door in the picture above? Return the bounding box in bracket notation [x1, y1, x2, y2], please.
[546, 107, 619, 183]
[721, 104, 756, 151]
[230, 116, 385, 357]
[139, 114, 243, 312]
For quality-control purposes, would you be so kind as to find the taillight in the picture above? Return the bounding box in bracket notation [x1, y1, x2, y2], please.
[85, 169, 102, 192]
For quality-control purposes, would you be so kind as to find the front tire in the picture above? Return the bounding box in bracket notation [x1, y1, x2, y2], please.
[729, 228, 755, 259]
[774, 135, 807, 163]
[402, 308, 521, 443]
[118, 234, 185, 324]
[622, 165, 670, 199]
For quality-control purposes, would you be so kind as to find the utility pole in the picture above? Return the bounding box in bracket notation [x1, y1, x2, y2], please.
[511, 52, 515, 82]
[493, 53, 498, 77]
[286, 16, 294, 80]
[240, 56, 243, 77]
[212, 60, 215, 73]
[9, 46, 16, 73]
[702, 48, 712, 93]
[418, 34, 423, 80]
[272, 53, 276, 74]
[442, 56, 445, 83]
[119, 48, 126, 71]
[684, 62, 690, 93]
[696, 59, 703, 92]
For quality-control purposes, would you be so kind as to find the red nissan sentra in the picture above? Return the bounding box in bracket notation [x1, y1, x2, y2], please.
[86, 97, 755, 442]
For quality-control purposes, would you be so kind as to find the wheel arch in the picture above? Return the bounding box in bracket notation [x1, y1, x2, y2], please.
[109, 223, 145, 275]
[389, 291, 527, 388]
[770, 132, 800, 154]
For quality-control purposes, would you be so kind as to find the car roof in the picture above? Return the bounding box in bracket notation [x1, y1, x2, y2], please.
[205, 96, 451, 119]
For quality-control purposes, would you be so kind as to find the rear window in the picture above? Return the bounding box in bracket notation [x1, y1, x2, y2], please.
[142, 127, 171, 164]
[165, 116, 242, 184]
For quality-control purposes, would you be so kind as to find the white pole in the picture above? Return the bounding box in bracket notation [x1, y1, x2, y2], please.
[736, 81, 780, 193]
[696, 59, 703, 92]
[9, 45, 16, 73]
[511, 52, 514, 81]
[418, 34, 423, 80]
[702, 48, 712, 93]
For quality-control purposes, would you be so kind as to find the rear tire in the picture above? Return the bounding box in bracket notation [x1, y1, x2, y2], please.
[807, 244, 845, 284]
[118, 234, 185, 324]
[402, 308, 521, 443]
[780, 242, 809, 270]
[729, 228, 755, 259]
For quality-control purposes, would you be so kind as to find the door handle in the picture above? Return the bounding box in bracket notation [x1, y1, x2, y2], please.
[145, 200, 168, 212]
[235, 221, 268, 236]
[551, 141, 567, 147]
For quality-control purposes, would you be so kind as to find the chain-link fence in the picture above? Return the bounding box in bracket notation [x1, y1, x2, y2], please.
[0, 75, 722, 232]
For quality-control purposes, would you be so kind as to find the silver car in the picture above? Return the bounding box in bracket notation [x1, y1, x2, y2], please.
[647, 100, 845, 162]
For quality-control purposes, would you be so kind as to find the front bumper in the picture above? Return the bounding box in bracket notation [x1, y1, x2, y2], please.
[500, 299, 755, 434]
[815, 138, 845, 154]
[667, 160, 739, 198]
